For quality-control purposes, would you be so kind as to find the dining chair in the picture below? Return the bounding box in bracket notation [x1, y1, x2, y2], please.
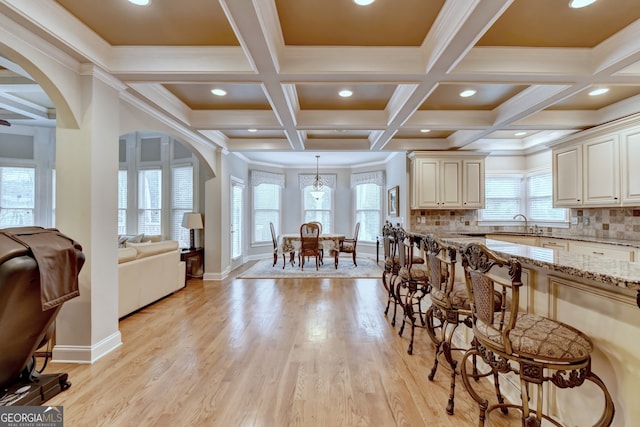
[309, 221, 324, 264]
[299, 222, 321, 270]
[458, 242, 615, 427]
[269, 222, 279, 267]
[339, 222, 360, 266]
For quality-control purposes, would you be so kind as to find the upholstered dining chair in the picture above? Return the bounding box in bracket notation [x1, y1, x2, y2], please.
[458, 242, 615, 427]
[339, 222, 360, 266]
[269, 222, 279, 267]
[309, 221, 323, 264]
[299, 222, 321, 270]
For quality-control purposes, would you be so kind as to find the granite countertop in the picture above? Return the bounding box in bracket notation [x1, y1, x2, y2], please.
[475, 231, 640, 250]
[421, 234, 640, 292]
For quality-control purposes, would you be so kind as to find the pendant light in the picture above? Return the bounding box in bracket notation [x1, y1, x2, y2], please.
[310, 155, 325, 200]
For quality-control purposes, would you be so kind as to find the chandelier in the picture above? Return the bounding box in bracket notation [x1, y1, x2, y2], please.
[310, 155, 325, 200]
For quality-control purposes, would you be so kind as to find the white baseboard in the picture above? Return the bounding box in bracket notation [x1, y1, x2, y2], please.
[52, 330, 122, 364]
[203, 266, 230, 281]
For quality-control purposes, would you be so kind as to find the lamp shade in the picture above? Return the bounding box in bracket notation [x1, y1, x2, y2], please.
[182, 212, 203, 229]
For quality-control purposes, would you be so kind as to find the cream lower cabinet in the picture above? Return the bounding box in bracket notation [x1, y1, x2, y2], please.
[568, 240, 636, 262]
[539, 237, 569, 251]
[409, 152, 485, 209]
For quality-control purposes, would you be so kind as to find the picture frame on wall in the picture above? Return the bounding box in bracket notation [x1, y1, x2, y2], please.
[388, 186, 399, 217]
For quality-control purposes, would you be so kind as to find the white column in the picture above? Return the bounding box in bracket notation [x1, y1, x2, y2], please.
[52, 70, 122, 363]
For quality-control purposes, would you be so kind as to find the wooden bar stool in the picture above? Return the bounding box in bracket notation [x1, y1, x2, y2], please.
[458, 242, 615, 427]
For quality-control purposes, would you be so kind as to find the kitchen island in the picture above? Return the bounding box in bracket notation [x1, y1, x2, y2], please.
[413, 232, 639, 427]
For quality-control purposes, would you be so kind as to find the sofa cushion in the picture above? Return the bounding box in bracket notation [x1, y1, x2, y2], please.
[118, 247, 138, 263]
[118, 233, 145, 247]
[134, 240, 179, 259]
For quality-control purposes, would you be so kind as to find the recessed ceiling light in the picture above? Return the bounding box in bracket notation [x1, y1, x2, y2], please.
[515, 131, 527, 136]
[459, 89, 477, 98]
[211, 88, 227, 96]
[568, 0, 597, 8]
[354, 0, 375, 5]
[128, 0, 151, 5]
[339, 89, 353, 98]
[420, 129, 431, 133]
[588, 88, 609, 96]
[248, 129, 257, 133]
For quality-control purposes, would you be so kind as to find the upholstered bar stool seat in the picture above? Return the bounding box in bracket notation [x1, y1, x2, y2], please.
[431, 281, 471, 311]
[398, 263, 428, 282]
[476, 312, 592, 363]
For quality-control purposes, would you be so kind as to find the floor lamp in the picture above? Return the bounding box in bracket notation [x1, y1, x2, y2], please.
[182, 212, 203, 250]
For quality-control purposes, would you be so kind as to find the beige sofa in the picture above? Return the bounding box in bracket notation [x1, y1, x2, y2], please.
[117, 237, 186, 318]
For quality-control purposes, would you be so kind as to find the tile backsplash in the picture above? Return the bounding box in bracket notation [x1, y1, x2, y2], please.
[407, 207, 640, 242]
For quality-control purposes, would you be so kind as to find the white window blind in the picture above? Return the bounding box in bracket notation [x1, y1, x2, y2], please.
[138, 169, 162, 235]
[355, 183, 381, 242]
[253, 183, 280, 243]
[303, 186, 333, 232]
[527, 173, 567, 222]
[172, 165, 193, 247]
[118, 170, 127, 235]
[479, 175, 522, 221]
[231, 180, 243, 260]
[0, 167, 35, 227]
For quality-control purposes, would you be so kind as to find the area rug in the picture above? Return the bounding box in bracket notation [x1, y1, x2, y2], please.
[238, 256, 383, 279]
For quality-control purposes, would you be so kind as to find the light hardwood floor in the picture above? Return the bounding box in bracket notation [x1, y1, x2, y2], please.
[45, 261, 519, 427]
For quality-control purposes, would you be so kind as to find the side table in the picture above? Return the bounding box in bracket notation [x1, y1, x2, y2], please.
[181, 247, 204, 279]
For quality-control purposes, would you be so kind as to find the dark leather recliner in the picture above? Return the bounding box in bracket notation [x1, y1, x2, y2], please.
[0, 226, 84, 405]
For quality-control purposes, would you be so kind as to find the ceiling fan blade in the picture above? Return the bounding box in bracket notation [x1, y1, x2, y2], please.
[0, 119, 10, 127]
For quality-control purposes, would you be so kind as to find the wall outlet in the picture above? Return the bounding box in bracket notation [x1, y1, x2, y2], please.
[583, 217, 590, 226]
[459, 216, 464, 223]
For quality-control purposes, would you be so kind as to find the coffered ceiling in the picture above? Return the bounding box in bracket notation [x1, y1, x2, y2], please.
[1, 0, 640, 164]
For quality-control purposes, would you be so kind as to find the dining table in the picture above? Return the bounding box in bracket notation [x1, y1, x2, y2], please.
[279, 233, 346, 269]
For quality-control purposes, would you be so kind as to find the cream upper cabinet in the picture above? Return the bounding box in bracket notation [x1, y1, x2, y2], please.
[620, 126, 640, 204]
[553, 134, 620, 207]
[462, 159, 484, 208]
[410, 156, 461, 208]
[553, 144, 582, 207]
[549, 116, 640, 208]
[409, 152, 485, 209]
[582, 135, 619, 206]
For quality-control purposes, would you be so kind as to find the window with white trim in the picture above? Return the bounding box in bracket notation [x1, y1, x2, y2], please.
[231, 179, 244, 260]
[354, 183, 381, 242]
[171, 165, 193, 248]
[303, 186, 333, 232]
[0, 166, 35, 227]
[478, 174, 522, 222]
[300, 173, 336, 232]
[138, 168, 162, 235]
[479, 172, 568, 225]
[118, 170, 127, 235]
[527, 172, 568, 222]
[351, 170, 384, 242]
[251, 170, 284, 244]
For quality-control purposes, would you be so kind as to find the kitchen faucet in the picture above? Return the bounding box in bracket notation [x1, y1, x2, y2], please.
[513, 214, 528, 233]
